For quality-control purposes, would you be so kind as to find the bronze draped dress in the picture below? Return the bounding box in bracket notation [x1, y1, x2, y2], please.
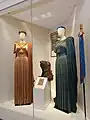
[14, 42, 33, 105]
[40, 61, 53, 81]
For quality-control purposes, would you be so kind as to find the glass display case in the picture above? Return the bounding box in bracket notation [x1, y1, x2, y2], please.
[0, 0, 34, 120]
[0, 0, 89, 120]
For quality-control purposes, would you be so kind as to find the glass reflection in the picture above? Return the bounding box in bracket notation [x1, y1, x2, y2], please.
[0, 0, 33, 120]
[31, 0, 86, 120]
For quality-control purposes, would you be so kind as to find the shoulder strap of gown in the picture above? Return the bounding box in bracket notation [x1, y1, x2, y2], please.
[16, 42, 28, 53]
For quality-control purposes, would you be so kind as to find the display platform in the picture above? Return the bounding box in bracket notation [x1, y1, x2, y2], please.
[34, 77, 51, 109]
[0, 100, 88, 120]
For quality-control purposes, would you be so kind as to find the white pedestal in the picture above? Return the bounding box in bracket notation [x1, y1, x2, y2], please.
[34, 77, 51, 109]
[0, 100, 85, 120]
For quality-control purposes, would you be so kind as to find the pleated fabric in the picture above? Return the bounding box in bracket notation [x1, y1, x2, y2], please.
[66, 37, 77, 112]
[54, 37, 77, 113]
[14, 56, 29, 105]
[28, 42, 33, 103]
[14, 42, 33, 106]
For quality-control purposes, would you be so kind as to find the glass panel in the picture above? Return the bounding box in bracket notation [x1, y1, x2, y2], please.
[0, 1, 34, 120]
[0, 0, 88, 120]
[31, 0, 86, 120]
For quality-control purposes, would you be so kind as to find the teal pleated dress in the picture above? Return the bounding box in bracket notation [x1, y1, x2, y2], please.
[54, 37, 77, 113]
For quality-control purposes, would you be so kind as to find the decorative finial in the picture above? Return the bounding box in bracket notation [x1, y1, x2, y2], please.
[78, 24, 84, 37]
[80, 24, 83, 33]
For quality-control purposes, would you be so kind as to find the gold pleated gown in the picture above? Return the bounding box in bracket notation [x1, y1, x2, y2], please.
[14, 42, 33, 106]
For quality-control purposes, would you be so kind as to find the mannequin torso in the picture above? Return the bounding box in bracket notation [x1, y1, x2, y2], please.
[15, 42, 28, 52]
[54, 27, 67, 54]
[14, 32, 28, 56]
[58, 36, 66, 41]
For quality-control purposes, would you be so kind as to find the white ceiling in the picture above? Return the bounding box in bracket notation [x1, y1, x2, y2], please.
[0, 0, 42, 16]
[0, 0, 7, 3]
[10, 0, 83, 29]
[0, 0, 26, 10]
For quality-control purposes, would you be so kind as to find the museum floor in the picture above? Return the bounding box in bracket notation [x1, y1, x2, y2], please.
[0, 100, 88, 120]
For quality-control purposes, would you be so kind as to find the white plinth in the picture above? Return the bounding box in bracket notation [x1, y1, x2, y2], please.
[34, 77, 51, 109]
[0, 100, 87, 120]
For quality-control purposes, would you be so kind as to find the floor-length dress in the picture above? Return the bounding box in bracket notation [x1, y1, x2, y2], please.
[54, 37, 77, 113]
[14, 42, 33, 105]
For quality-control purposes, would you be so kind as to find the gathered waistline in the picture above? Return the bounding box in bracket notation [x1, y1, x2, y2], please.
[17, 54, 28, 57]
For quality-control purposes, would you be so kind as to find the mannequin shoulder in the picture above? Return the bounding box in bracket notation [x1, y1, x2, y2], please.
[67, 36, 74, 41]
[14, 41, 19, 45]
[66, 36, 74, 44]
[66, 36, 75, 47]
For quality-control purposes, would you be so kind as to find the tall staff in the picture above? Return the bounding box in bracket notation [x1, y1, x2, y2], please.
[79, 24, 86, 120]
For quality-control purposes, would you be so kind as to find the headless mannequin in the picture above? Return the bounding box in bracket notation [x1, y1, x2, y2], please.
[57, 27, 66, 41]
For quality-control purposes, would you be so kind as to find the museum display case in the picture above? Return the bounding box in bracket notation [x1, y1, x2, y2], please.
[31, 0, 87, 120]
[0, 0, 34, 120]
[0, 0, 90, 120]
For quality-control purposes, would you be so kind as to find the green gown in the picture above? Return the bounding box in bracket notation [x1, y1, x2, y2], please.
[54, 37, 78, 113]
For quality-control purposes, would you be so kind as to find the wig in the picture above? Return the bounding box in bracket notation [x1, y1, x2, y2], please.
[18, 31, 27, 36]
[57, 26, 66, 30]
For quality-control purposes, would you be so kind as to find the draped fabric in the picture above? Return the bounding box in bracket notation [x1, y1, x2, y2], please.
[28, 42, 33, 102]
[66, 37, 78, 110]
[40, 61, 53, 81]
[54, 37, 77, 113]
[14, 42, 33, 106]
[79, 33, 86, 84]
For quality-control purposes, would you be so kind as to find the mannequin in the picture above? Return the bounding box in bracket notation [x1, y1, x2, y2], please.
[14, 31, 33, 106]
[57, 26, 66, 41]
[54, 26, 77, 113]
[19, 31, 27, 42]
